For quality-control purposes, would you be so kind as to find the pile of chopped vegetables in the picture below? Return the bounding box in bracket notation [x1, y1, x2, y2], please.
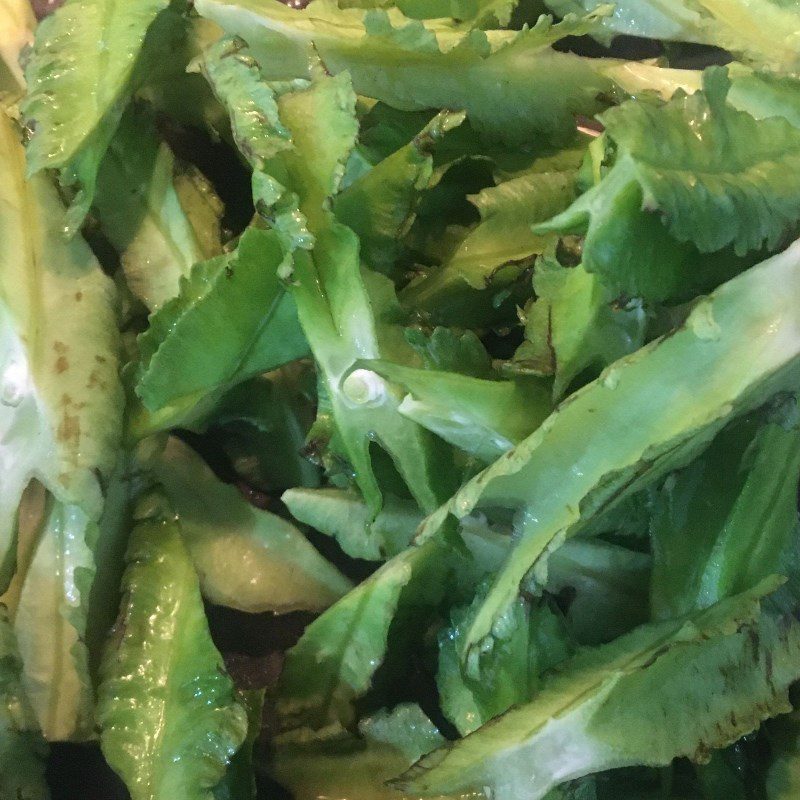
[4, 0, 800, 798]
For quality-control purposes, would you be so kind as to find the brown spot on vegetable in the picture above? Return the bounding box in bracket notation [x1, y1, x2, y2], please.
[55, 356, 68, 374]
[74, 291, 83, 301]
[87, 369, 106, 390]
[58, 412, 80, 446]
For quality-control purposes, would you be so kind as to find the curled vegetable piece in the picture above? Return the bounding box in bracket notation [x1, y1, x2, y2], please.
[402, 166, 579, 319]
[362, 360, 552, 463]
[334, 108, 466, 279]
[130, 227, 308, 437]
[282, 486, 422, 561]
[276, 533, 457, 730]
[93, 105, 225, 313]
[651, 397, 800, 621]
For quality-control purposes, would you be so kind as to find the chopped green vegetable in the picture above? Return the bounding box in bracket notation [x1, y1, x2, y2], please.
[194, 0, 621, 144]
[438, 591, 572, 735]
[21, 0, 183, 230]
[402, 165, 578, 316]
[13, 0, 800, 796]
[514, 256, 646, 398]
[0, 111, 122, 741]
[276, 534, 456, 730]
[365, 360, 552, 462]
[132, 226, 308, 433]
[98, 497, 248, 800]
[0, 111, 122, 584]
[334, 109, 465, 277]
[94, 105, 224, 312]
[155, 437, 351, 613]
[538, 69, 800, 300]
[213, 689, 263, 800]
[282, 486, 422, 561]
[398, 580, 800, 800]
[545, 538, 651, 645]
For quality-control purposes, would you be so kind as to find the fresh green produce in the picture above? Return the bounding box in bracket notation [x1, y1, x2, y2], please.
[5, 0, 800, 798]
[97, 496, 249, 800]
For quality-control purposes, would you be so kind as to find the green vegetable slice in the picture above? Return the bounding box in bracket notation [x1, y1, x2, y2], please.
[365, 360, 552, 462]
[155, 437, 351, 613]
[94, 105, 224, 312]
[0, 112, 122, 575]
[513, 257, 646, 399]
[133, 227, 308, 427]
[98, 498, 248, 800]
[397, 580, 800, 800]
[282, 487, 422, 561]
[210, 368, 321, 493]
[438, 592, 572, 735]
[334, 109, 464, 277]
[0, 113, 122, 740]
[276, 534, 455, 730]
[402, 167, 578, 315]
[538, 70, 800, 300]
[21, 0, 183, 230]
[545, 538, 651, 646]
[404, 326, 493, 378]
[4, 488, 98, 741]
[213, 689, 263, 800]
